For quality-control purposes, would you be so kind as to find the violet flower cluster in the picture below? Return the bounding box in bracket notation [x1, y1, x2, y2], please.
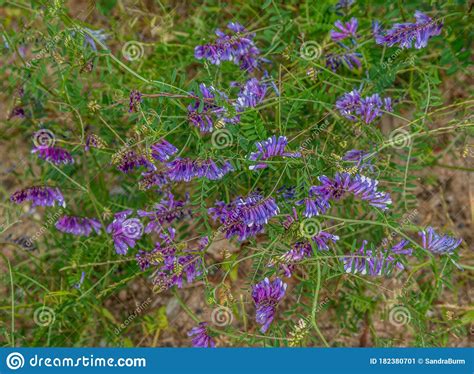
[336, 89, 393, 124]
[301, 172, 392, 216]
[194, 22, 260, 72]
[208, 192, 279, 241]
[10, 186, 65, 208]
[32, 145, 74, 165]
[343, 239, 413, 276]
[56, 216, 102, 237]
[136, 228, 208, 292]
[248, 136, 301, 170]
[252, 277, 287, 333]
[419, 226, 462, 255]
[374, 11, 443, 49]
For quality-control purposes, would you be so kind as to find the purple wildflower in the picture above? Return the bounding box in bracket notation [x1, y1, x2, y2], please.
[112, 149, 152, 173]
[336, 89, 392, 124]
[419, 227, 462, 255]
[194, 22, 260, 72]
[56, 215, 101, 236]
[343, 239, 411, 276]
[270, 241, 313, 277]
[311, 172, 391, 210]
[312, 231, 340, 251]
[9, 106, 25, 119]
[235, 78, 267, 111]
[348, 174, 392, 210]
[208, 192, 279, 241]
[252, 277, 287, 333]
[326, 50, 361, 71]
[129, 90, 142, 112]
[10, 186, 65, 207]
[32, 146, 74, 165]
[249, 136, 301, 170]
[138, 193, 191, 233]
[138, 170, 169, 191]
[330, 18, 359, 42]
[166, 158, 233, 182]
[106, 210, 143, 255]
[138, 230, 206, 291]
[150, 139, 178, 162]
[84, 134, 106, 152]
[187, 84, 238, 133]
[72, 271, 86, 289]
[188, 323, 215, 348]
[374, 11, 443, 49]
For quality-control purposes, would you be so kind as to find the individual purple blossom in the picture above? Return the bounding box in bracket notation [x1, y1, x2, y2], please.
[113, 149, 152, 173]
[56, 215, 102, 236]
[335, 0, 355, 12]
[330, 18, 359, 42]
[235, 78, 267, 111]
[312, 231, 340, 251]
[343, 239, 411, 276]
[138, 230, 206, 291]
[32, 146, 74, 165]
[348, 174, 392, 210]
[9, 106, 25, 119]
[106, 210, 143, 255]
[166, 158, 233, 182]
[325, 50, 361, 71]
[129, 90, 142, 112]
[418, 227, 462, 255]
[138, 193, 191, 233]
[270, 241, 313, 277]
[336, 89, 392, 124]
[311, 172, 391, 210]
[10, 186, 65, 207]
[208, 192, 279, 241]
[83, 28, 109, 51]
[252, 277, 287, 333]
[85, 134, 107, 152]
[297, 190, 331, 218]
[188, 323, 215, 348]
[72, 271, 86, 289]
[150, 139, 178, 162]
[249, 136, 301, 170]
[194, 22, 260, 72]
[138, 170, 169, 190]
[374, 11, 443, 49]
